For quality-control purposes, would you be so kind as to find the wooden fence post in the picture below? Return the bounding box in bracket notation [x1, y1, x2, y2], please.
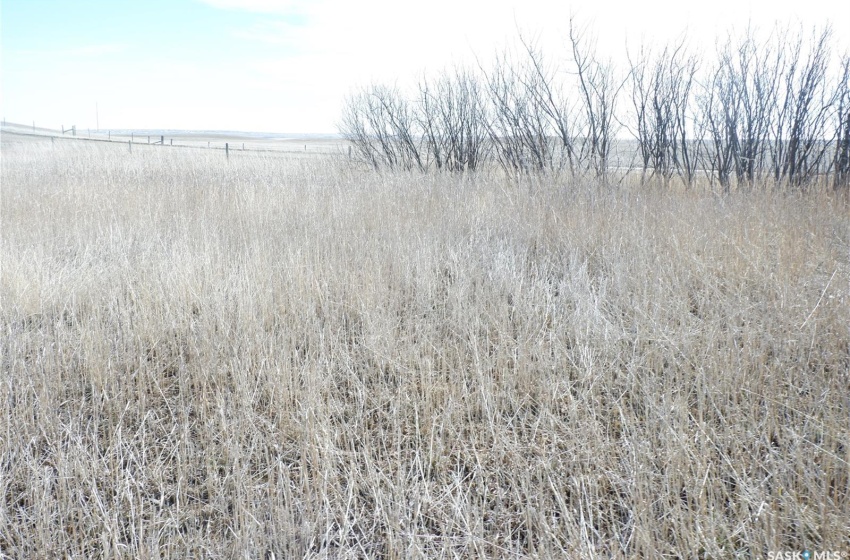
[225, 143, 229, 159]
[170, 139, 173, 146]
[147, 136, 150, 144]
[160, 135, 164, 145]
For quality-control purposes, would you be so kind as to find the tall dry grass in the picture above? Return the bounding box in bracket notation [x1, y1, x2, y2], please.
[1, 136, 848, 558]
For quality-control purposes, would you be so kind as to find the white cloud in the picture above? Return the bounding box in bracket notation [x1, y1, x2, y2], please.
[195, 0, 302, 14]
[229, 20, 306, 47]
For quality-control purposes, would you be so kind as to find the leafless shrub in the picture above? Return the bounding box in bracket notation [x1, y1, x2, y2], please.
[832, 55, 850, 190]
[731, 29, 784, 186]
[695, 26, 842, 191]
[627, 39, 701, 186]
[338, 22, 847, 193]
[698, 47, 740, 192]
[518, 35, 581, 175]
[417, 67, 489, 173]
[481, 46, 557, 174]
[569, 19, 624, 181]
[339, 84, 425, 171]
[771, 27, 835, 188]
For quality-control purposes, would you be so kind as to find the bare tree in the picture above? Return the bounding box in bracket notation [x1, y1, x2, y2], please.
[772, 27, 835, 188]
[339, 84, 425, 172]
[832, 55, 850, 190]
[698, 28, 790, 191]
[670, 48, 702, 185]
[627, 39, 701, 186]
[339, 21, 847, 192]
[482, 47, 555, 174]
[569, 18, 624, 181]
[730, 28, 784, 186]
[518, 34, 580, 175]
[417, 68, 489, 173]
[698, 50, 739, 192]
[339, 90, 383, 170]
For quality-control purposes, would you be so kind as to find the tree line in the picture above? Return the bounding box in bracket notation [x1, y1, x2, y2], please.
[338, 20, 850, 191]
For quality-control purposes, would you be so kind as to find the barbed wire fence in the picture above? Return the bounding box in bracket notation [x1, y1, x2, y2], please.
[0, 120, 349, 159]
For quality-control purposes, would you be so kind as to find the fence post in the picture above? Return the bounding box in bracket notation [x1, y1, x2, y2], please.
[242, 143, 245, 150]
[129, 141, 132, 153]
[170, 139, 173, 146]
[108, 131, 111, 140]
[225, 143, 229, 159]
[160, 135, 164, 145]
[72, 126, 76, 136]
[147, 136, 150, 144]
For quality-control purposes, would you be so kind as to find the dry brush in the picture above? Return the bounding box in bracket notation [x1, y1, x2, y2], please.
[1, 137, 849, 558]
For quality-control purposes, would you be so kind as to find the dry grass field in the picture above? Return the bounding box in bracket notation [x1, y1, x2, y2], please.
[2, 136, 849, 558]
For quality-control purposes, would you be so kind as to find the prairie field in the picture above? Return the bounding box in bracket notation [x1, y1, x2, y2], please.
[1, 136, 849, 558]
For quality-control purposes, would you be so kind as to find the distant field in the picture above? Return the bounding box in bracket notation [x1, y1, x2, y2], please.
[1, 121, 346, 155]
[1, 136, 848, 558]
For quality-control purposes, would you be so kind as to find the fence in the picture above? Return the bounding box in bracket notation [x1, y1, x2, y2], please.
[0, 121, 345, 159]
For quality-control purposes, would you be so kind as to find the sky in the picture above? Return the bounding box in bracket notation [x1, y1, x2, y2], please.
[2, 0, 848, 134]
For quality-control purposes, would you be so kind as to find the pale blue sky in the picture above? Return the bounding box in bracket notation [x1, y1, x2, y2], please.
[2, 0, 848, 133]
